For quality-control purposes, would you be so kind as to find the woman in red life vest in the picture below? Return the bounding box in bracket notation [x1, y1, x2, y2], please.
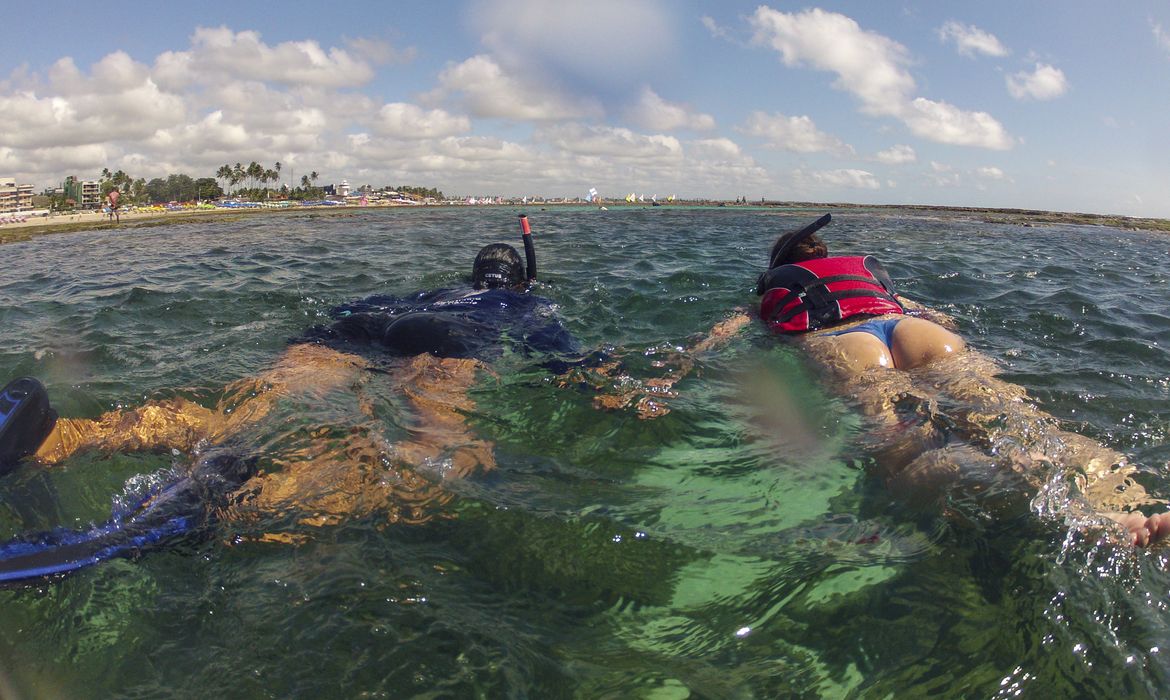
[757, 213, 965, 375]
[654, 214, 1170, 547]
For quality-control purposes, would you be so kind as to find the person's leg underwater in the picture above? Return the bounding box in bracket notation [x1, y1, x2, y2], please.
[12, 344, 371, 467]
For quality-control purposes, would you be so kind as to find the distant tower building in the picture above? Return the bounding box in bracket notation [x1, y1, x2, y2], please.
[63, 176, 102, 209]
[339, 180, 350, 197]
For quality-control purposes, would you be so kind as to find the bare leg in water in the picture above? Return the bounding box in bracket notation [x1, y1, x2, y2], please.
[245, 353, 494, 529]
[801, 329, 1170, 547]
[35, 344, 368, 463]
[654, 309, 1170, 547]
[31, 344, 496, 529]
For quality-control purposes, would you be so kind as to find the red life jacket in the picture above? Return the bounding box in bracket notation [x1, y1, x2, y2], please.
[758, 256, 904, 334]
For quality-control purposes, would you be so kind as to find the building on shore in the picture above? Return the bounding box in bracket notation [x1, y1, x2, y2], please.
[0, 178, 34, 213]
[63, 176, 102, 209]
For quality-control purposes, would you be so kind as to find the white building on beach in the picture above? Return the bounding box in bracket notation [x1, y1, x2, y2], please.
[1, 178, 34, 213]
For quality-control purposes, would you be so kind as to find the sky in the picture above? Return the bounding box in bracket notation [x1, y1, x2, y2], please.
[2, 1, 1169, 217]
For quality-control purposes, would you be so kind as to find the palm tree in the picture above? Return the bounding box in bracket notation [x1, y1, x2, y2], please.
[274, 161, 282, 190]
[232, 163, 244, 193]
[247, 162, 263, 192]
[216, 165, 232, 194]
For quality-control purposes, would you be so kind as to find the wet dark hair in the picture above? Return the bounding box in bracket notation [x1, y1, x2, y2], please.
[767, 231, 828, 267]
[472, 243, 526, 290]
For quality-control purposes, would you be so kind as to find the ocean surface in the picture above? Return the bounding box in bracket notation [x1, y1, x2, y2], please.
[1, 206, 1169, 698]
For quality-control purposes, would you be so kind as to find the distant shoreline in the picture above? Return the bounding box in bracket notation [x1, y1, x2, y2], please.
[3, 201, 1168, 245]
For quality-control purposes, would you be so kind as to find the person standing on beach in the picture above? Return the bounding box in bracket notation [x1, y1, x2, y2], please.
[106, 189, 120, 223]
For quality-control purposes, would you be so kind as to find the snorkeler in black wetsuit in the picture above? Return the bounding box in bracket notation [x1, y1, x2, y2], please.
[0, 215, 594, 583]
[300, 244, 577, 363]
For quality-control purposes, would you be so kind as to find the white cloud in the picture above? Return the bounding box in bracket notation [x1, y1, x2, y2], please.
[374, 103, 470, 139]
[1006, 63, 1069, 100]
[431, 55, 603, 121]
[687, 137, 743, 160]
[937, 21, 1010, 58]
[1, 55, 186, 150]
[0, 143, 110, 174]
[903, 98, 1013, 149]
[928, 161, 962, 187]
[157, 26, 376, 89]
[972, 165, 1012, 190]
[626, 87, 715, 132]
[750, 7, 914, 115]
[1153, 21, 1170, 55]
[802, 168, 881, 189]
[149, 110, 250, 154]
[701, 16, 734, 42]
[434, 135, 535, 163]
[749, 7, 1013, 150]
[3, 24, 765, 199]
[468, 0, 674, 87]
[344, 37, 416, 66]
[875, 144, 916, 164]
[738, 111, 854, 155]
[975, 166, 1008, 180]
[535, 123, 682, 162]
[204, 80, 335, 134]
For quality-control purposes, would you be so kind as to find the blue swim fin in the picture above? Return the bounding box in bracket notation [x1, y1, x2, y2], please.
[0, 377, 58, 475]
[0, 451, 256, 584]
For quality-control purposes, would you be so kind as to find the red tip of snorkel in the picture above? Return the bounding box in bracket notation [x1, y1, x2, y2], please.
[519, 214, 532, 236]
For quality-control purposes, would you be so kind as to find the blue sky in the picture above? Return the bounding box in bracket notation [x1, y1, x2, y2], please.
[2, 1, 1169, 217]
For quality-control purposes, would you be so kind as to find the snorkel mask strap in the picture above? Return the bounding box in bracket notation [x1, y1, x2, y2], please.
[476, 260, 516, 289]
[519, 214, 537, 281]
[766, 213, 832, 270]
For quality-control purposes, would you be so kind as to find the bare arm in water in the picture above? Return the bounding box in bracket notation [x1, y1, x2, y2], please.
[585, 313, 752, 418]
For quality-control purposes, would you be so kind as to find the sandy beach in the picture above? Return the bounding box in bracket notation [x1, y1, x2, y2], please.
[0, 205, 377, 244]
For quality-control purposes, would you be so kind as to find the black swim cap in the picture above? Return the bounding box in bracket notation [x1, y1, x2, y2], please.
[472, 244, 525, 290]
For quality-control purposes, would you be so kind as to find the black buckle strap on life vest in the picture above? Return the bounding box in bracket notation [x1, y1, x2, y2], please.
[760, 273, 888, 315]
[769, 288, 901, 326]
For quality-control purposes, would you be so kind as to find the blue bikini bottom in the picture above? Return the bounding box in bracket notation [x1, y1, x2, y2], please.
[824, 317, 902, 350]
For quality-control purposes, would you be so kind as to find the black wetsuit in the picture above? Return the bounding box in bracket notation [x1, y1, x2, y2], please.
[298, 287, 580, 362]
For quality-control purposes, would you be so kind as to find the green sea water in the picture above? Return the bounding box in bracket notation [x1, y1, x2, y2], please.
[1, 206, 1169, 698]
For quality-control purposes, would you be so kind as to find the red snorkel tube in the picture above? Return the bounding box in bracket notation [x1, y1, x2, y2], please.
[519, 214, 537, 281]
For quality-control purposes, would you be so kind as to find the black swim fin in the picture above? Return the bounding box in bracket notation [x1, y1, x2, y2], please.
[0, 377, 58, 475]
